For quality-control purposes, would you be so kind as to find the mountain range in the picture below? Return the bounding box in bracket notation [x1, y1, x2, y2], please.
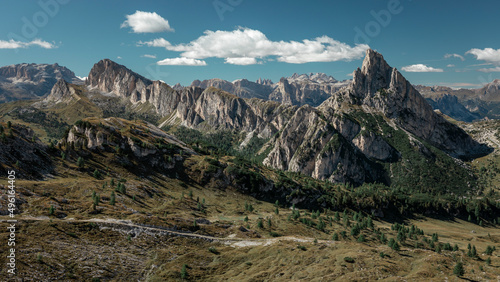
[1, 49, 499, 281]
[0, 63, 82, 103]
[0, 49, 491, 190]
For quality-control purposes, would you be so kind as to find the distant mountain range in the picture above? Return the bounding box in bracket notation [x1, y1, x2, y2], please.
[416, 80, 500, 121]
[0, 63, 83, 103]
[2, 61, 499, 124]
[189, 72, 350, 107]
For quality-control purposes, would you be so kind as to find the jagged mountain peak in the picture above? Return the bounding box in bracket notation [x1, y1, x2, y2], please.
[287, 72, 337, 84]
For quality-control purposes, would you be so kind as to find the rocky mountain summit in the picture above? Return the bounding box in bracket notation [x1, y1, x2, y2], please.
[0, 63, 82, 103]
[262, 49, 488, 185]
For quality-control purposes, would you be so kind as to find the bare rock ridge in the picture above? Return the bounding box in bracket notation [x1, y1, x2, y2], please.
[416, 80, 500, 121]
[84, 59, 294, 138]
[0, 63, 83, 103]
[262, 49, 488, 185]
[190, 74, 348, 107]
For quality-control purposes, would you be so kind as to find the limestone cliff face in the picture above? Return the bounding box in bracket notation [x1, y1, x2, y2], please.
[85, 60, 293, 138]
[40, 79, 79, 105]
[263, 49, 488, 186]
[321, 49, 486, 159]
[191, 78, 272, 100]
[269, 76, 347, 107]
[61, 117, 194, 170]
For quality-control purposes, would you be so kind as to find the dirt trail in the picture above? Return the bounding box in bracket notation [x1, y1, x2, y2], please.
[0, 216, 333, 248]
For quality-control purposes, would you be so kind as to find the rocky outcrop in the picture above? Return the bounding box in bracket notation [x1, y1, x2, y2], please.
[0, 63, 83, 103]
[191, 78, 273, 100]
[269, 74, 349, 107]
[39, 79, 79, 106]
[263, 49, 489, 186]
[61, 117, 195, 171]
[425, 94, 480, 122]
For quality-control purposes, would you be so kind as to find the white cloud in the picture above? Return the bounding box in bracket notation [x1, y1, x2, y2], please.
[447, 64, 455, 68]
[141, 54, 157, 59]
[121, 11, 174, 33]
[0, 39, 56, 49]
[478, 66, 500, 72]
[224, 57, 257, 65]
[444, 53, 465, 61]
[466, 48, 500, 65]
[117, 56, 122, 59]
[140, 27, 368, 65]
[138, 38, 171, 48]
[157, 57, 207, 66]
[401, 64, 444, 73]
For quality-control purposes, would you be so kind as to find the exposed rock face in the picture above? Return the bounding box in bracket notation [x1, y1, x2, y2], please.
[323, 49, 485, 159]
[263, 49, 488, 186]
[256, 78, 273, 86]
[269, 76, 347, 107]
[87, 59, 153, 100]
[0, 63, 82, 103]
[61, 117, 194, 170]
[40, 79, 79, 105]
[477, 79, 500, 102]
[426, 94, 480, 122]
[416, 80, 500, 120]
[191, 78, 272, 100]
[84, 59, 295, 138]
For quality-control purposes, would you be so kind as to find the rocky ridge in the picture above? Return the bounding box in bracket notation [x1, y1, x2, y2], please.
[0, 63, 83, 103]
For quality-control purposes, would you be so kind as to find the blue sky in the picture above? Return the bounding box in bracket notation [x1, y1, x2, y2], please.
[0, 0, 499, 88]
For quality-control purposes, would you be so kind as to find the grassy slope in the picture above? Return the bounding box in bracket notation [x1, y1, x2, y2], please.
[0, 147, 499, 280]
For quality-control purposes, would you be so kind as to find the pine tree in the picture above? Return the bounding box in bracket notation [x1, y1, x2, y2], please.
[257, 219, 263, 228]
[332, 232, 339, 241]
[181, 264, 188, 279]
[77, 157, 85, 168]
[49, 205, 55, 216]
[453, 262, 464, 276]
[110, 191, 116, 205]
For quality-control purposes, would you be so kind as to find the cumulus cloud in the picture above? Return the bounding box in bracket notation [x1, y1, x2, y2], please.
[224, 57, 258, 65]
[157, 57, 207, 66]
[466, 48, 500, 65]
[444, 53, 465, 61]
[447, 64, 455, 68]
[401, 64, 444, 73]
[478, 66, 500, 72]
[121, 11, 174, 33]
[141, 54, 157, 59]
[0, 39, 56, 49]
[140, 27, 368, 65]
